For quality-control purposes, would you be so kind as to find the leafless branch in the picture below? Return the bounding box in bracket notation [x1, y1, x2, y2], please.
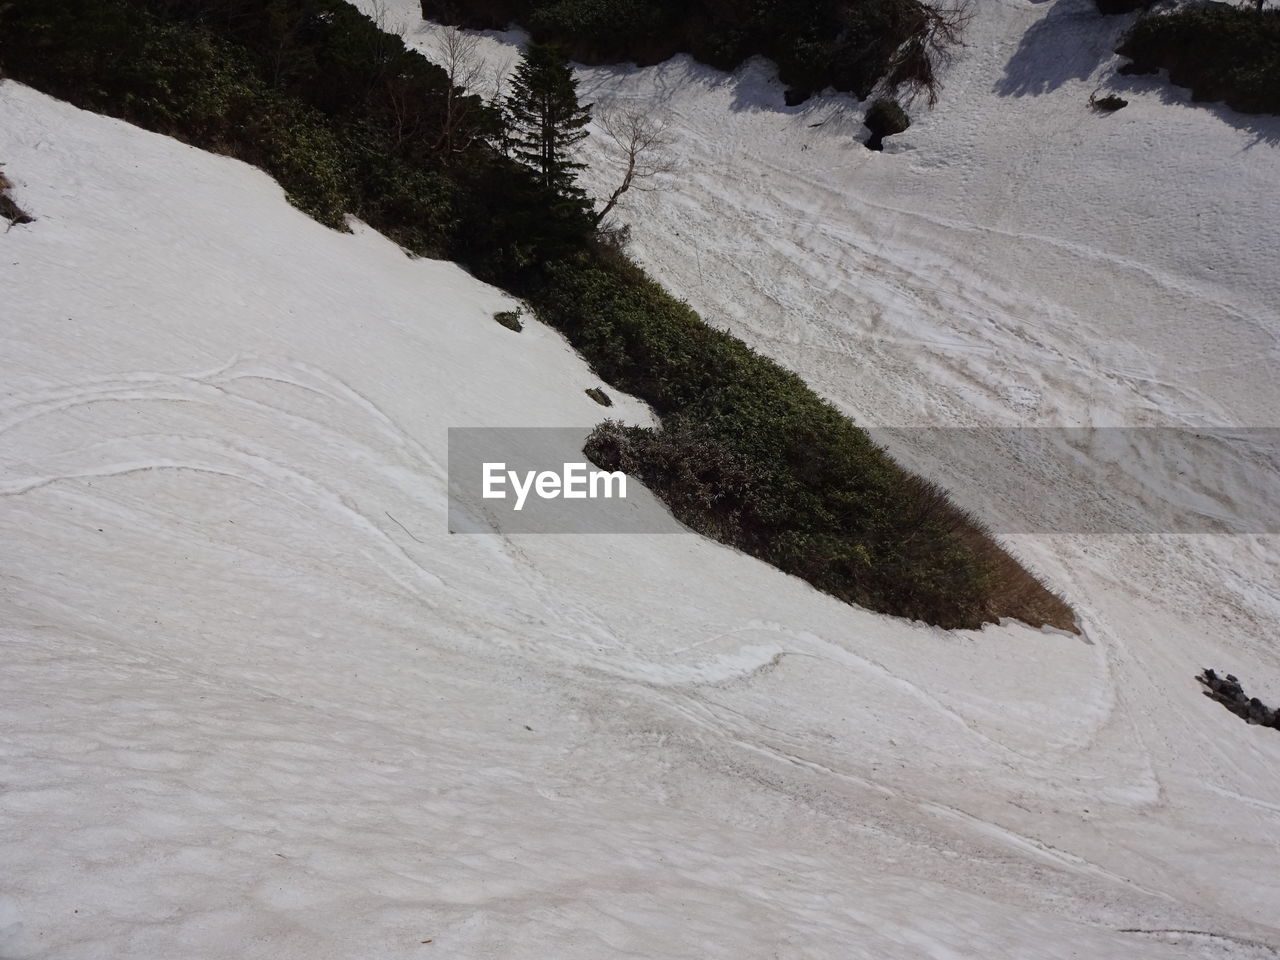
[887, 0, 974, 107]
[431, 26, 490, 161]
[593, 107, 677, 226]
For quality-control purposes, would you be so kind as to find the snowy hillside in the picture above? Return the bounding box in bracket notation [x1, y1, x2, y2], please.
[3, 0, 1280, 953]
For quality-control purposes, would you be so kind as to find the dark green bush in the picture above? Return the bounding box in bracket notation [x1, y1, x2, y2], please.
[1118, 5, 1280, 115]
[0, 0, 355, 226]
[494, 309, 524, 331]
[424, 0, 945, 103]
[545, 256, 1072, 629]
[866, 98, 911, 134]
[527, 0, 673, 61]
[1095, 0, 1150, 15]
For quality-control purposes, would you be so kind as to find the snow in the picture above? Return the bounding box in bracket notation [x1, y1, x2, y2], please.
[3, 0, 1280, 951]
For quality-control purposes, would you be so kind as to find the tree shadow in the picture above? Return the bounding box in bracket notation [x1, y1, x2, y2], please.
[990, 0, 1280, 145]
[575, 55, 728, 111]
[995, 0, 1130, 97]
[576, 52, 862, 125]
[1106, 67, 1280, 146]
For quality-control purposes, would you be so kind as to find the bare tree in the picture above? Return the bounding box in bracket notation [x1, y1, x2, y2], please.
[360, 0, 435, 146]
[886, 0, 974, 106]
[485, 56, 515, 156]
[433, 26, 486, 160]
[435, 25, 485, 91]
[486, 56, 513, 107]
[592, 108, 676, 227]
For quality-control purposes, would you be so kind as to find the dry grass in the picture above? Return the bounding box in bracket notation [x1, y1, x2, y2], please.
[0, 169, 34, 225]
[961, 527, 1078, 632]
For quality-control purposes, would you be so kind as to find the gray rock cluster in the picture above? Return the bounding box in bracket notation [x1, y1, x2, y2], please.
[1198, 669, 1280, 729]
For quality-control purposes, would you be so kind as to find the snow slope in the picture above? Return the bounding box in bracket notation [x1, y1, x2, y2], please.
[2, 0, 1280, 953]
[387, 0, 1280, 931]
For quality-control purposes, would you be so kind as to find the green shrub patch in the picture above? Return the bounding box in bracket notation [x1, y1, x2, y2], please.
[1119, 5, 1280, 115]
[422, 0, 960, 104]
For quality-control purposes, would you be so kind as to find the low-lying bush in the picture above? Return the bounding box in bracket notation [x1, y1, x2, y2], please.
[1118, 5, 1280, 115]
[1089, 92, 1128, 112]
[1095, 0, 1150, 15]
[549, 258, 1073, 629]
[422, 0, 961, 104]
[494, 309, 525, 332]
[864, 98, 910, 149]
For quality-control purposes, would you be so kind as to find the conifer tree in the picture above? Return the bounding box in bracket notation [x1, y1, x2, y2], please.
[504, 43, 591, 197]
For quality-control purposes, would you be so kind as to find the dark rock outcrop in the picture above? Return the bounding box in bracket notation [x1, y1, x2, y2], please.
[1090, 93, 1129, 112]
[1198, 668, 1280, 729]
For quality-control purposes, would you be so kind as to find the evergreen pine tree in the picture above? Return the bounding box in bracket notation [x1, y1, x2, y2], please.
[504, 43, 592, 197]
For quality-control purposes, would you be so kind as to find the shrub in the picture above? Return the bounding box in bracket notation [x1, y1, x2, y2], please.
[252, 101, 352, 228]
[547, 256, 1073, 630]
[583, 415, 1071, 630]
[527, 0, 672, 62]
[1095, 0, 1150, 14]
[423, 0, 966, 104]
[1118, 5, 1280, 115]
[494, 309, 524, 332]
[1089, 92, 1128, 112]
[864, 98, 910, 150]
[0, 0, 356, 228]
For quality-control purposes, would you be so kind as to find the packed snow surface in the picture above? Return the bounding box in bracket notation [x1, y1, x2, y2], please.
[3, 0, 1280, 953]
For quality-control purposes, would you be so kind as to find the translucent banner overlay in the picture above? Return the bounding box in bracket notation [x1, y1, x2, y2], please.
[449, 427, 1280, 534]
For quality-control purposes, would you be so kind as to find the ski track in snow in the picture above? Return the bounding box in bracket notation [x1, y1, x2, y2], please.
[4, 0, 1280, 952]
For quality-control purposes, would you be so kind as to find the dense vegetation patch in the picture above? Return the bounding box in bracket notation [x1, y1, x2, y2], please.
[554, 260, 1071, 630]
[1, 0, 603, 277]
[863, 97, 911, 149]
[422, 0, 970, 104]
[0, 0, 1072, 630]
[1095, 0, 1151, 15]
[1118, 4, 1280, 115]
